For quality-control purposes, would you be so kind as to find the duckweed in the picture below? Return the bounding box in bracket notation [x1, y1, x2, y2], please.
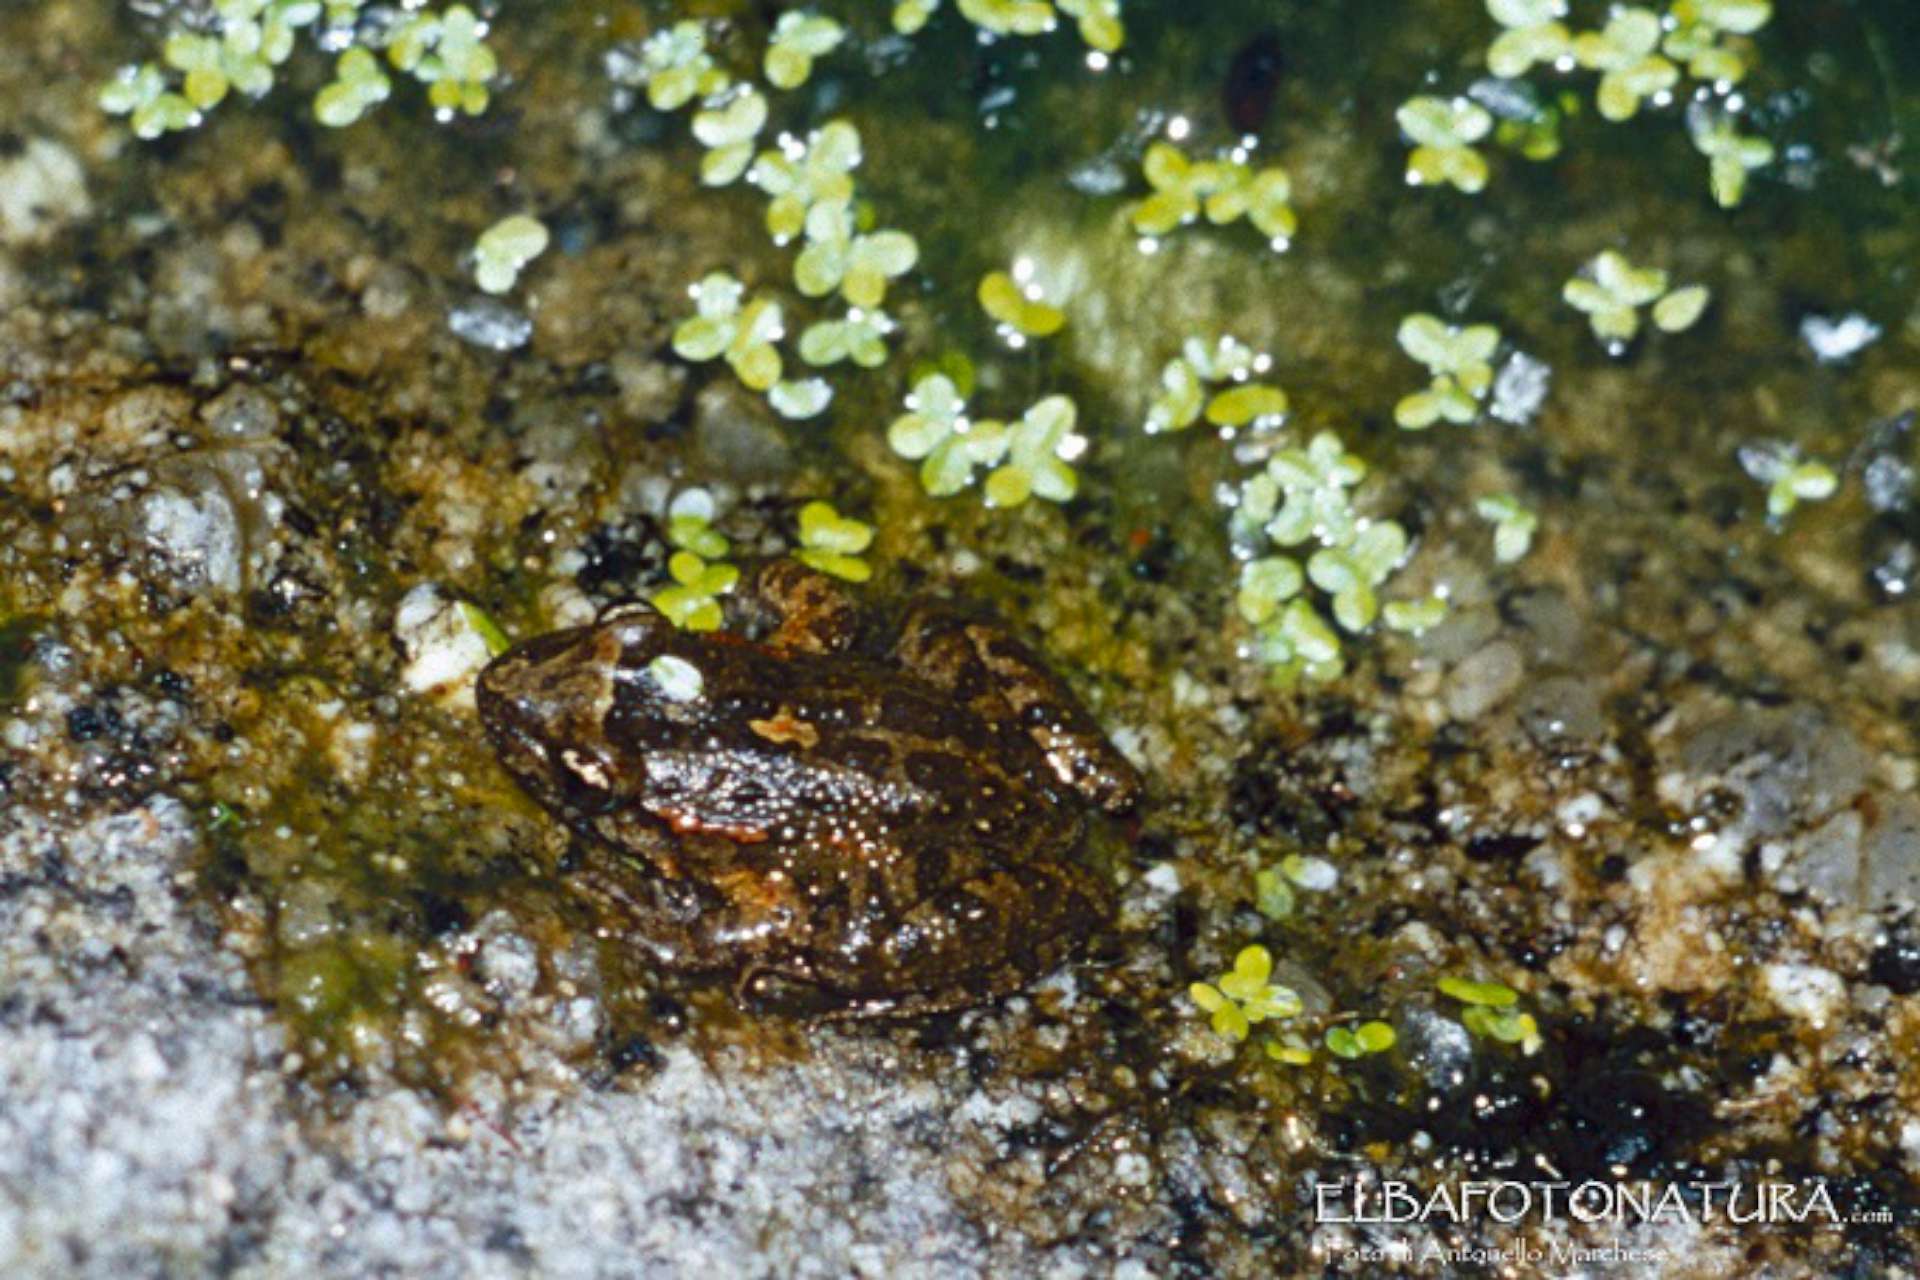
[1573, 7, 1678, 122]
[1144, 336, 1283, 435]
[472, 215, 550, 296]
[692, 87, 770, 187]
[1324, 1020, 1396, 1059]
[1486, 0, 1573, 79]
[1665, 0, 1772, 84]
[984, 395, 1085, 508]
[978, 269, 1067, 342]
[671, 273, 786, 393]
[1131, 143, 1296, 248]
[764, 12, 846, 91]
[1475, 493, 1539, 563]
[794, 502, 876, 583]
[1393, 313, 1500, 430]
[636, 19, 728, 112]
[1189, 945, 1303, 1043]
[1396, 95, 1494, 193]
[750, 121, 862, 245]
[1562, 250, 1710, 350]
[798, 309, 897, 369]
[887, 374, 1009, 497]
[652, 552, 739, 632]
[1688, 103, 1775, 208]
[1739, 443, 1839, 522]
[1437, 975, 1519, 1006]
[313, 46, 391, 127]
[793, 204, 920, 310]
[105, 0, 499, 136]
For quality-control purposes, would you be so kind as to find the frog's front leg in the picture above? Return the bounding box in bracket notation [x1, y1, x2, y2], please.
[892, 606, 1142, 816]
[566, 845, 801, 975]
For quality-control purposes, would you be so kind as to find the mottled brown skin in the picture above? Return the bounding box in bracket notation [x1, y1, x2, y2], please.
[477, 561, 1142, 1018]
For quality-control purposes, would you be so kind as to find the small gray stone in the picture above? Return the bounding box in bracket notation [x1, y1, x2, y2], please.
[1446, 640, 1524, 722]
[448, 298, 534, 352]
[693, 382, 793, 484]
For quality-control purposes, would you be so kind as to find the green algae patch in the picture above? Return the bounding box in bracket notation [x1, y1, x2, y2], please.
[0, 615, 43, 710]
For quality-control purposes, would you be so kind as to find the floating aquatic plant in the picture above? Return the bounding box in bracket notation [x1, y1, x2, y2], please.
[1664, 0, 1772, 84]
[472, 214, 550, 296]
[1144, 336, 1284, 435]
[105, 0, 505, 134]
[794, 502, 875, 582]
[1057, 0, 1125, 53]
[794, 204, 920, 310]
[898, 0, 1124, 50]
[764, 12, 846, 91]
[1324, 1021, 1397, 1059]
[978, 268, 1066, 343]
[885, 378, 1084, 507]
[799, 309, 896, 369]
[1438, 975, 1518, 1006]
[893, 0, 940, 35]
[388, 4, 498, 118]
[1308, 522, 1411, 632]
[692, 86, 770, 186]
[1440, 976, 1540, 1051]
[1382, 594, 1449, 635]
[1189, 946, 1303, 1043]
[1223, 431, 1430, 682]
[652, 552, 738, 631]
[1573, 7, 1678, 121]
[100, 64, 199, 139]
[749, 120, 862, 244]
[1476, 494, 1539, 563]
[1264, 1038, 1314, 1066]
[768, 377, 834, 420]
[636, 19, 729, 111]
[313, 45, 392, 127]
[1494, 92, 1576, 162]
[653, 491, 738, 631]
[985, 395, 1085, 508]
[1485, 0, 1573, 79]
[1739, 442, 1838, 522]
[1396, 95, 1494, 193]
[1562, 250, 1710, 349]
[1130, 144, 1296, 248]
[957, 0, 1060, 38]
[1240, 431, 1368, 549]
[1393, 314, 1500, 429]
[665, 489, 728, 560]
[106, 0, 319, 134]
[671, 272, 785, 393]
[1254, 865, 1296, 920]
[888, 374, 1006, 496]
[1688, 103, 1775, 208]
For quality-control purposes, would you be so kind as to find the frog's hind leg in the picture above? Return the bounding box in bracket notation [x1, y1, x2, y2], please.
[891, 606, 1142, 815]
[727, 559, 861, 654]
[812, 859, 1114, 1020]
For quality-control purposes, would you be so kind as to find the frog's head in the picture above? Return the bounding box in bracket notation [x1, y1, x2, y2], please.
[477, 607, 682, 820]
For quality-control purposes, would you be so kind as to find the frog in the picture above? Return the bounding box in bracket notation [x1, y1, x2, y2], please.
[477, 559, 1142, 1018]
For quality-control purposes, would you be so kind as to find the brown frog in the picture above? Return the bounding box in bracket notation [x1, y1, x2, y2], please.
[477, 560, 1141, 1017]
